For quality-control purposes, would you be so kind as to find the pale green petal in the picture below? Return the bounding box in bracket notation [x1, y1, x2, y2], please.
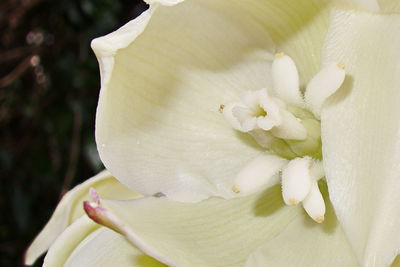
[94, 0, 331, 201]
[43, 216, 100, 267]
[246, 184, 358, 267]
[25, 171, 140, 265]
[100, 185, 301, 267]
[321, 9, 400, 266]
[65, 227, 166, 267]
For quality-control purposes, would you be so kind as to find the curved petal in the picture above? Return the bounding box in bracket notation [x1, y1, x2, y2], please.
[43, 216, 100, 267]
[94, 0, 332, 201]
[25, 171, 140, 265]
[245, 184, 358, 267]
[94, 186, 302, 267]
[321, 9, 400, 266]
[65, 228, 166, 267]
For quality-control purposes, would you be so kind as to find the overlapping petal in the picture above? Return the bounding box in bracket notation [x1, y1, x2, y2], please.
[321, 9, 400, 266]
[25, 171, 140, 265]
[64, 227, 166, 267]
[42, 215, 165, 267]
[94, 0, 332, 201]
[99, 186, 300, 266]
[77, 183, 362, 267]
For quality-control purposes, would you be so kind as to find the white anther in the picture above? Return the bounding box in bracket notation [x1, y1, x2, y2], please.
[302, 181, 326, 223]
[281, 157, 312, 205]
[271, 53, 304, 107]
[232, 153, 287, 196]
[305, 62, 346, 118]
[270, 109, 307, 140]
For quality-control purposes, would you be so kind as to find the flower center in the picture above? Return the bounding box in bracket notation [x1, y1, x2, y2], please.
[220, 52, 346, 223]
[253, 105, 267, 117]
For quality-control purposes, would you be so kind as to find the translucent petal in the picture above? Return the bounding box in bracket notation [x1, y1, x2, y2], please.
[100, 186, 302, 267]
[65, 228, 166, 267]
[321, 9, 400, 266]
[25, 171, 140, 265]
[94, 0, 332, 201]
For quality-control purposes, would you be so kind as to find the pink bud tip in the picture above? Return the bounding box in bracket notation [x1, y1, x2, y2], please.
[89, 187, 100, 204]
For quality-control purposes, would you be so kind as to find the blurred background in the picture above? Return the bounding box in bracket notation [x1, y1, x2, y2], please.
[0, 0, 147, 266]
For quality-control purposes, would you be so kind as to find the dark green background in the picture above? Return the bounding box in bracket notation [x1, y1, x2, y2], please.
[0, 0, 147, 266]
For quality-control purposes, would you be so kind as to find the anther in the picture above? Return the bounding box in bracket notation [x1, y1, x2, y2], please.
[219, 104, 225, 113]
[337, 61, 345, 70]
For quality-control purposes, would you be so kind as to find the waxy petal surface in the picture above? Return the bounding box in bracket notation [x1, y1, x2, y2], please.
[25, 171, 140, 265]
[322, 9, 400, 266]
[94, 0, 331, 201]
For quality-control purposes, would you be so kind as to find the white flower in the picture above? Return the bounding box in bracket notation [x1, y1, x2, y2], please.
[25, 0, 400, 266]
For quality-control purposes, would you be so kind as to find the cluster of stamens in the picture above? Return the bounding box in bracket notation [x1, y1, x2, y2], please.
[221, 53, 345, 223]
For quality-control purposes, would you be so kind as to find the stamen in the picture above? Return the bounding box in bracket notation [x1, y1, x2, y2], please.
[232, 185, 240, 194]
[271, 53, 304, 107]
[218, 104, 225, 113]
[305, 62, 346, 118]
[302, 181, 326, 223]
[275, 52, 285, 59]
[281, 157, 312, 205]
[232, 153, 287, 195]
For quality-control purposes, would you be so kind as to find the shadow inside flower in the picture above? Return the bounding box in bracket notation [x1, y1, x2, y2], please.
[252, 185, 285, 217]
[252, 180, 338, 234]
[234, 131, 265, 151]
[135, 254, 167, 267]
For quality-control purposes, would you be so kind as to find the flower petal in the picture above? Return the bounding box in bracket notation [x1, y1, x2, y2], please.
[94, 0, 332, 201]
[245, 184, 358, 266]
[65, 227, 166, 267]
[97, 186, 302, 267]
[25, 171, 140, 265]
[321, 9, 400, 266]
[43, 216, 100, 267]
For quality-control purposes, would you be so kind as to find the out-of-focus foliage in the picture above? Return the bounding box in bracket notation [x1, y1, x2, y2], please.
[0, 0, 147, 266]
